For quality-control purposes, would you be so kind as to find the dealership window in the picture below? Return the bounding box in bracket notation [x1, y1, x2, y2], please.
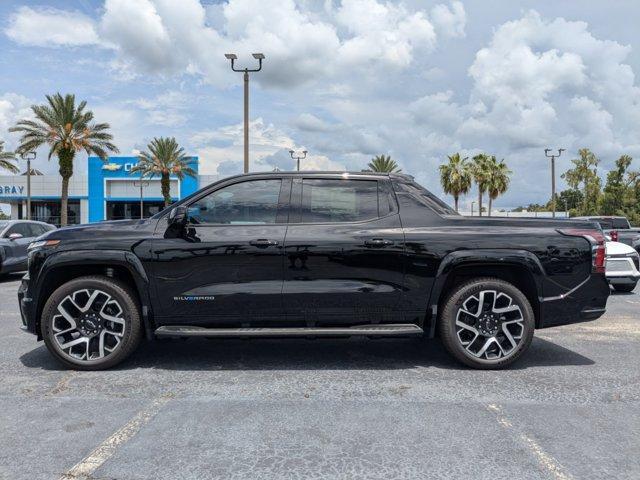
[107, 201, 165, 220]
[29, 200, 80, 227]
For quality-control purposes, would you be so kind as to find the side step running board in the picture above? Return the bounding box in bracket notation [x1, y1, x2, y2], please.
[155, 324, 423, 338]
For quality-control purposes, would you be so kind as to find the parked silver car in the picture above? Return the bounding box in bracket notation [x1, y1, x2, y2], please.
[0, 220, 56, 275]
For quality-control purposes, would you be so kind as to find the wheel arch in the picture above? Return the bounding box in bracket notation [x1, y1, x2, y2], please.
[426, 250, 545, 337]
[34, 250, 154, 340]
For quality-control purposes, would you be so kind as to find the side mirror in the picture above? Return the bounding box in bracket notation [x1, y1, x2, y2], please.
[8, 233, 23, 241]
[168, 206, 188, 227]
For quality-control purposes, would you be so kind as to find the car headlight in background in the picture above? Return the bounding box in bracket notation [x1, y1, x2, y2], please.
[27, 240, 60, 250]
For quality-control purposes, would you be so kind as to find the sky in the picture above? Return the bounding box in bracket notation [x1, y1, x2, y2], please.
[1, 0, 640, 211]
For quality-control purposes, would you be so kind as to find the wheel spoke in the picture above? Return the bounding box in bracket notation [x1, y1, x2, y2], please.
[476, 337, 495, 357]
[60, 336, 87, 350]
[56, 303, 78, 327]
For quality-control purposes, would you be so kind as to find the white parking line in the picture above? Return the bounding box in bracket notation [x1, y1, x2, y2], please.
[58, 394, 173, 480]
[486, 404, 573, 480]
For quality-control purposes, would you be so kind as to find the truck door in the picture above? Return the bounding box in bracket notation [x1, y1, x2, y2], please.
[150, 177, 290, 325]
[282, 176, 405, 325]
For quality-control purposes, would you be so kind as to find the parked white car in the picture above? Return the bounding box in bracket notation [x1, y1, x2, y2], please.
[605, 241, 640, 292]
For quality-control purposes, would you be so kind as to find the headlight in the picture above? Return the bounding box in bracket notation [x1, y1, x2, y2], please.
[28, 240, 60, 250]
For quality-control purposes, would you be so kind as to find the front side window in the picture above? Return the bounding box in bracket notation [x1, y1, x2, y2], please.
[6, 223, 31, 238]
[188, 179, 282, 225]
[300, 179, 379, 223]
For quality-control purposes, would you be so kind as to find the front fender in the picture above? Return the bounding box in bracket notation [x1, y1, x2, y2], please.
[34, 249, 152, 337]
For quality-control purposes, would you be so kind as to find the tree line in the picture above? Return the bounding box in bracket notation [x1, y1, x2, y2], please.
[515, 148, 640, 223]
[0, 93, 195, 226]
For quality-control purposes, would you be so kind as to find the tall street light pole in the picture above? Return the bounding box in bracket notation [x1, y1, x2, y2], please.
[544, 148, 565, 218]
[225, 53, 265, 174]
[289, 149, 308, 171]
[21, 151, 36, 220]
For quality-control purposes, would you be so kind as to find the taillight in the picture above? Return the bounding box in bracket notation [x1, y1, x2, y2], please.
[558, 228, 606, 273]
[610, 230, 619, 242]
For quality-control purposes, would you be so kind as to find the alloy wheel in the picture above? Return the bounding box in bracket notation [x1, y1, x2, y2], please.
[455, 290, 525, 360]
[51, 289, 126, 361]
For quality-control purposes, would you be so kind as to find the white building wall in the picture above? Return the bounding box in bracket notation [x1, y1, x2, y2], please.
[0, 174, 87, 197]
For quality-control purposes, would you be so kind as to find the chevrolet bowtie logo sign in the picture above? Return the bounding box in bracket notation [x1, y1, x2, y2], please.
[102, 163, 122, 171]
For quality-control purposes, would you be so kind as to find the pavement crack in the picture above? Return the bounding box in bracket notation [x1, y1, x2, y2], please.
[46, 372, 77, 396]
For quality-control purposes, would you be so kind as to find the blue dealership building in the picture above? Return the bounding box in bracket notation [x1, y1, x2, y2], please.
[0, 156, 217, 225]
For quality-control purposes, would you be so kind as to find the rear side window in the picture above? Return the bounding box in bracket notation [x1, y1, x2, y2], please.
[300, 179, 379, 223]
[611, 218, 630, 229]
[394, 180, 458, 216]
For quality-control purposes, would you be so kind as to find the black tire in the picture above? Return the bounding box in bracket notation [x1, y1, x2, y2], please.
[613, 282, 637, 293]
[41, 275, 142, 370]
[438, 277, 535, 369]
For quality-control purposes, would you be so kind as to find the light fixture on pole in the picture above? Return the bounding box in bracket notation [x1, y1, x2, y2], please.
[225, 53, 265, 174]
[544, 148, 565, 218]
[289, 149, 308, 171]
[21, 151, 36, 220]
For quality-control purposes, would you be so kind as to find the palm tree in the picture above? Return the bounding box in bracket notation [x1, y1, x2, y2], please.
[0, 141, 18, 174]
[439, 153, 471, 212]
[368, 154, 401, 172]
[486, 156, 512, 216]
[471, 153, 491, 216]
[10, 93, 118, 226]
[131, 137, 196, 207]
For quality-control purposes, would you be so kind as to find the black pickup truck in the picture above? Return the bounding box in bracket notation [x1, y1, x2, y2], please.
[19, 172, 609, 370]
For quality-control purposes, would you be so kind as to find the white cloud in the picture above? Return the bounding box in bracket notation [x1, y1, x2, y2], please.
[5, 6, 100, 47]
[128, 90, 191, 127]
[191, 118, 344, 174]
[430, 1, 466, 39]
[456, 10, 640, 157]
[0, 93, 33, 149]
[100, 0, 182, 72]
[9, 0, 461, 89]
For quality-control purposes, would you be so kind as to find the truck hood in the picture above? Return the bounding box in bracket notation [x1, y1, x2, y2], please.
[41, 218, 158, 241]
[606, 240, 637, 256]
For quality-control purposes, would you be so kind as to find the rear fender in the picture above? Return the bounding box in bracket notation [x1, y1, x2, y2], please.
[426, 249, 545, 336]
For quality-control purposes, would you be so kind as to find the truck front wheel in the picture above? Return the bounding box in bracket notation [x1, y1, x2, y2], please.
[41, 275, 142, 370]
[439, 277, 535, 369]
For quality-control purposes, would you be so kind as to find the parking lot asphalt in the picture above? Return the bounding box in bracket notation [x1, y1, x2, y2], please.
[0, 273, 638, 480]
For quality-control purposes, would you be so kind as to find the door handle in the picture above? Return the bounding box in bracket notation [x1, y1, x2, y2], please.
[364, 238, 394, 248]
[250, 239, 279, 247]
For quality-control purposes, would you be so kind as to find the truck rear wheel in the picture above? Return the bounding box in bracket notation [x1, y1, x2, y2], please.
[438, 277, 534, 369]
[41, 275, 142, 370]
